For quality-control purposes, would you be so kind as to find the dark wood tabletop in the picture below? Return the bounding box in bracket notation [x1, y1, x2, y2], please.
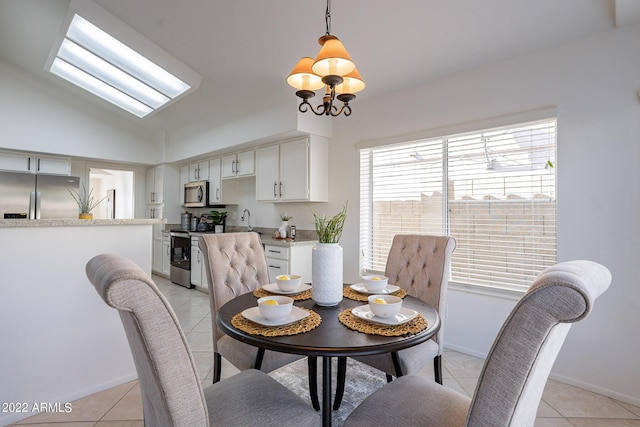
[217, 290, 441, 427]
[217, 291, 441, 358]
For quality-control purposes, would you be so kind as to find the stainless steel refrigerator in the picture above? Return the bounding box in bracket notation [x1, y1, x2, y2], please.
[0, 171, 80, 219]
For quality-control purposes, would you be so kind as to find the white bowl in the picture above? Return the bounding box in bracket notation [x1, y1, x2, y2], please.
[257, 296, 294, 320]
[368, 294, 402, 318]
[362, 275, 389, 292]
[275, 274, 302, 292]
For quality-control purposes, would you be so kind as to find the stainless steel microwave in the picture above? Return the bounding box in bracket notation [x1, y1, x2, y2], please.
[184, 181, 209, 207]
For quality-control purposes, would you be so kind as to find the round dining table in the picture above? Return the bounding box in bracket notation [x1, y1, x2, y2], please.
[217, 289, 441, 427]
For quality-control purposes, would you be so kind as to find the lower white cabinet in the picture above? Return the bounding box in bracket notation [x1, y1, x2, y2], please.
[264, 243, 313, 284]
[161, 233, 171, 277]
[153, 231, 171, 277]
[191, 237, 208, 292]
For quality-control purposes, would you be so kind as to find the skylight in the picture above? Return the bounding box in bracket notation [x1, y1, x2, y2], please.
[49, 14, 192, 118]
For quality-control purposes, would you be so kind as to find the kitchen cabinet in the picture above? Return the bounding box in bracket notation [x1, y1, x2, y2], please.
[153, 231, 170, 277]
[255, 136, 328, 202]
[264, 243, 313, 284]
[0, 151, 70, 175]
[161, 232, 171, 276]
[190, 236, 208, 292]
[146, 165, 165, 204]
[188, 160, 209, 182]
[179, 165, 189, 204]
[208, 157, 223, 204]
[222, 150, 254, 178]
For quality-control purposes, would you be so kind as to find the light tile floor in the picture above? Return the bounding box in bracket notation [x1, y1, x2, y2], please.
[10, 275, 640, 426]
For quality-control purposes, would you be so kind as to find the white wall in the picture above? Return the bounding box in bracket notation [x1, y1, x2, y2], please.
[0, 58, 157, 165]
[330, 24, 640, 404]
[0, 224, 153, 425]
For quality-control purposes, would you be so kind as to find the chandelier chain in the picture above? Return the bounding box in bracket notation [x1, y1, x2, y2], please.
[325, 0, 331, 35]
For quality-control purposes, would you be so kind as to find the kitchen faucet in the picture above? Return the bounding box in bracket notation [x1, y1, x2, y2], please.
[241, 209, 252, 231]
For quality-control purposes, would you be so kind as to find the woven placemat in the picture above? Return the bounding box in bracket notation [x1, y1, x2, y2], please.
[231, 308, 321, 337]
[338, 308, 427, 337]
[253, 288, 312, 301]
[343, 286, 407, 302]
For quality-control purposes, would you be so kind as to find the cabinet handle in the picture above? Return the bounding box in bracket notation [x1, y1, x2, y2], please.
[268, 249, 281, 254]
[273, 181, 277, 197]
[232, 160, 236, 174]
[216, 188, 219, 201]
[279, 181, 283, 197]
[166, 245, 170, 256]
[37, 158, 41, 172]
[268, 264, 281, 269]
[28, 157, 31, 171]
[236, 159, 240, 174]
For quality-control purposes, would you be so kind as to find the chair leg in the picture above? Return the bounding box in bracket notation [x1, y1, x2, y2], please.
[308, 356, 320, 411]
[434, 354, 443, 384]
[254, 348, 265, 370]
[385, 373, 394, 383]
[213, 352, 222, 384]
[333, 357, 347, 410]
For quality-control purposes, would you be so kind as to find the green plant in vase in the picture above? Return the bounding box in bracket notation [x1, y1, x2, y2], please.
[209, 210, 227, 232]
[67, 183, 107, 219]
[311, 202, 347, 243]
[310, 202, 348, 306]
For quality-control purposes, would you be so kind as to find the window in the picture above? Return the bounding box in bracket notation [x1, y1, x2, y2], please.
[360, 118, 556, 292]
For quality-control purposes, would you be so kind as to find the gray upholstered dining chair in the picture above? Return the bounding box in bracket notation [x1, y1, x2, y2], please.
[352, 234, 456, 384]
[198, 232, 304, 382]
[345, 260, 611, 427]
[85, 253, 319, 427]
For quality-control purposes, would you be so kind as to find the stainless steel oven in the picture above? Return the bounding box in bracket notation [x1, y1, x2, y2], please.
[170, 230, 192, 288]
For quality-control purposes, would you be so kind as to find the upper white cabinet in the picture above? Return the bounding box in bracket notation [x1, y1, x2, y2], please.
[188, 160, 209, 182]
[222, 150, 254, 178]
[255, 145, 279, 201]
[208, 157, 223, 204]
[0, 151, 70, 175]
[255, 136, 328, 202]
[179, 165, 189, 203]
[146, 165, 165, 204]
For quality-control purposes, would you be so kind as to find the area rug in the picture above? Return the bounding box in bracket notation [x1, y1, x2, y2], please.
[269, 358, 387, 426]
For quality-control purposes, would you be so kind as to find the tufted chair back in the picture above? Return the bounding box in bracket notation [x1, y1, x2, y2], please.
[86, 254, 209, 426]
[384, 234, 456, 349]
[199, 232, 270, 347]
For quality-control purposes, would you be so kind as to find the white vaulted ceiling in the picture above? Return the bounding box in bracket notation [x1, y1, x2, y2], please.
[0, 0, 634, 135]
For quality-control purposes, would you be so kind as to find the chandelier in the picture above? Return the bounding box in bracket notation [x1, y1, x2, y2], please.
[287, 0, 365, 117]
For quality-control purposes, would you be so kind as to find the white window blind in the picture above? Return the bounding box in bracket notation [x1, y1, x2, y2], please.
[360, 118, 556, 292]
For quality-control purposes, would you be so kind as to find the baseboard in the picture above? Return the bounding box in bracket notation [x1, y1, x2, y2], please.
[548, 372, 640, 408]
[0, 372, 138, 425]
[443, 345, 640, 408]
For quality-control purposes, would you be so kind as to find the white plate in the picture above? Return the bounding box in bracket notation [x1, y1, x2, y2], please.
[352, 305, 418, 325]
[262, 283, 312, 295]
[350, 283, 401, 295]
[241, 306, 309, 327]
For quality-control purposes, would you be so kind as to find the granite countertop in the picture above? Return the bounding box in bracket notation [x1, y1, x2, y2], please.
[181, 225, 318, 247]
[261, 236, 317, 247]
[0, 218, 165, 227]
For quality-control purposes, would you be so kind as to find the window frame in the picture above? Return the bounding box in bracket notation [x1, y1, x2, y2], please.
[358, 109, 557, 295]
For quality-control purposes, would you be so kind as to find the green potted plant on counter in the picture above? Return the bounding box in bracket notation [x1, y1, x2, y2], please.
[67, 183, 107, 220]
[209, 210, 227, 233]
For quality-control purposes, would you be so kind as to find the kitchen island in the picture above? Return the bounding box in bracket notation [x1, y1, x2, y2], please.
[0, 219, 163, 425]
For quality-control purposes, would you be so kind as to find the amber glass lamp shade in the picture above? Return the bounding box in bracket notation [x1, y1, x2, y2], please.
[287, 57, 325, 91]
[312, 35, 355, 77]
[335, 67, 365, 94]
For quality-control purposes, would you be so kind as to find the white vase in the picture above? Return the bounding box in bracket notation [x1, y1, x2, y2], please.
[312, 243, 343, 306]
[279, 221, 288, 238]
